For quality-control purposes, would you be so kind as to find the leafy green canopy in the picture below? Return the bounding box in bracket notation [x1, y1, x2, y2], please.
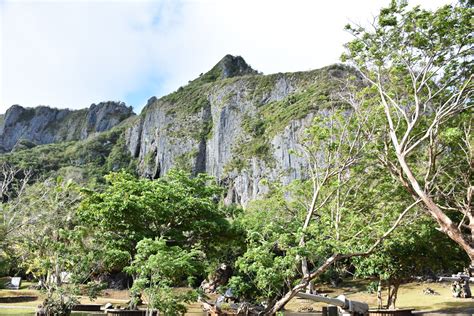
[355, 217, 467, 282]
[78, 170, 232, 271]
[354, 214, 468, 308]
[227, 176, 409, 305]
[125, 238, 202, 315]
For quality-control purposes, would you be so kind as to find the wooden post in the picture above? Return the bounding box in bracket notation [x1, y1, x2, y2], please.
[328, 305, 338, 316]
[322, 306, 328, 316]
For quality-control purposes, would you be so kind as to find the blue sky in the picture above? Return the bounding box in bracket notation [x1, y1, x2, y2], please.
[0, 0, 453, 114]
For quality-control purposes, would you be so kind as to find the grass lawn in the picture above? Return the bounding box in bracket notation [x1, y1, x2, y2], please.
[0, 308, 35, 315]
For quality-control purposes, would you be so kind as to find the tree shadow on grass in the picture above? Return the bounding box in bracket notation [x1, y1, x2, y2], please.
[414, 300, 474, 314]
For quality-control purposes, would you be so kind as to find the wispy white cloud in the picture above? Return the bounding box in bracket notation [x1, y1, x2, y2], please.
[0, 0, 453, 113]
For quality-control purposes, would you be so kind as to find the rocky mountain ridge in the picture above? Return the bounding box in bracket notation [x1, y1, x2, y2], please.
[1, 55, 354, 205]
[0, 102, 134, 152]
[126, 55, 352, 205]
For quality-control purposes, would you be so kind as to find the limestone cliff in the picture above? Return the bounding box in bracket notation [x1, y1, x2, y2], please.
[0, 102, 134, 152]
[125, 55, 352, 205]
[0, 55, 353, 205]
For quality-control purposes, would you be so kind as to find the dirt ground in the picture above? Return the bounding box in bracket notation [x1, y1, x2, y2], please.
[284, 280, 474, 312]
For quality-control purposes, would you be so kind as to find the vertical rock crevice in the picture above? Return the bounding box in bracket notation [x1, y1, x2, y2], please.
[124, 58, 352, 206]
[194, 100, 212, 175]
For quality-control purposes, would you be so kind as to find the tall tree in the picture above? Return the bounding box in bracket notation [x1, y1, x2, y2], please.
[0, 163, 32, 239]
[7, 177, 89, 314]
[342, 1, 473, 264]
[0, 163, 32, 274]
[12, 178, 81, 284]
[228, 108, 417, 314]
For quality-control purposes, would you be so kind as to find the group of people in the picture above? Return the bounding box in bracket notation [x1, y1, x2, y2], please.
[451, 279, 472, 298]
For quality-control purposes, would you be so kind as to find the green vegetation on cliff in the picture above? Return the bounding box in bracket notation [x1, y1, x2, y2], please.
[224, 64, 352, 171]
[0, 121, 137, 182]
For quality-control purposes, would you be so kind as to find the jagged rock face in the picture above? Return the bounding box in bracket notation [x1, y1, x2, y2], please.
[0, 101, 134, 152]
[0, 54, 352, 206]
[126, 55, 351, 205]
[80, 102, 135, 139]
[217, 54, 259, 78]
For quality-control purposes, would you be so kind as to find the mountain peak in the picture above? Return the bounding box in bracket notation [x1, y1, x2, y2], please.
[217, 55, 258, 78]
[199, 55, 259, 83]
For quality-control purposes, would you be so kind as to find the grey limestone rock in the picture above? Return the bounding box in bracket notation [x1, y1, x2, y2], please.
[126, 56, 350, 205]
[0, 101, 134, 153]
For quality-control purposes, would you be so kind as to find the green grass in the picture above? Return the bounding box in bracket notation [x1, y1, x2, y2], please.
[0, 308, 35, 315]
